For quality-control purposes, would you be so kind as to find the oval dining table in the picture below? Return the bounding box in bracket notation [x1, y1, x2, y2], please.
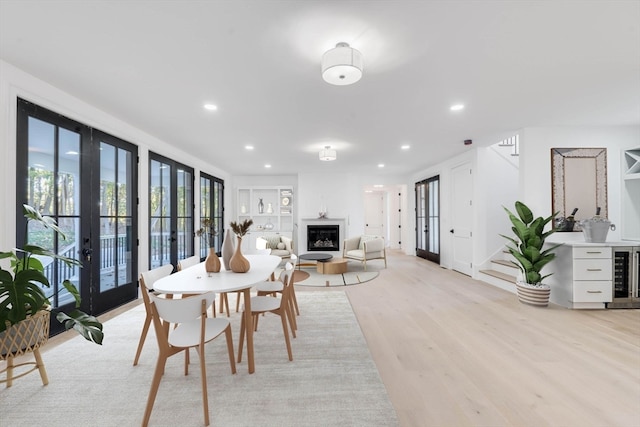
[153, 254, 282, 374]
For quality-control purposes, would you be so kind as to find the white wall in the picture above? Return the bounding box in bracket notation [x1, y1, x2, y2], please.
[519, 126, 640, 242]
[0, 60, 232, 272]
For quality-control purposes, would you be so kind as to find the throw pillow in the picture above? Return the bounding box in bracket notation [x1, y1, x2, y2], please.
[277, 242, 285, 250]
[359, 235, 378, 250]
[265, 235, 281, 249]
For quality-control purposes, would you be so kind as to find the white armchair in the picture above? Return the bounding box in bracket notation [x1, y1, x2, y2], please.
[342, 235, 387, 270]
[256, 235, 294, 258]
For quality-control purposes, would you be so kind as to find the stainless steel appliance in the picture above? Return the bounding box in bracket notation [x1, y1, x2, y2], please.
[608, 246, 640, 309]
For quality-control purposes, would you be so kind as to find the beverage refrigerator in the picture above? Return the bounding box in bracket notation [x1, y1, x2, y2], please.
[608, 246, 640, 309]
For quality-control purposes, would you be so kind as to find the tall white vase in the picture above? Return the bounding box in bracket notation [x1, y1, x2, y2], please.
[221, 229, 235, 271]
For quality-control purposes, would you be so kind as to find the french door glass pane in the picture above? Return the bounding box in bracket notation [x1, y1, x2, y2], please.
[99, 142, 134, 292]
[177, 168, 193, 261]
[26, 117, 81, 309]
[150, 160, 171, 269]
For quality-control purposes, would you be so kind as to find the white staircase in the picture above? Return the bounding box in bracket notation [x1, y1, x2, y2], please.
[478, 250, 519, 294]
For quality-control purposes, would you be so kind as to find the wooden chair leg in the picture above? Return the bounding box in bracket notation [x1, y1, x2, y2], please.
[197, 345, 210, 426]
[142, 355, 168, 427]
[237, 314, 245, 363]
[133, 313, 152, 366]
[5, 355, 14, 388]
[224, 326, 237, 374]
[280, 310, 293, 361]
[33, 348, 49, 386]
[291, 286, 300, 316]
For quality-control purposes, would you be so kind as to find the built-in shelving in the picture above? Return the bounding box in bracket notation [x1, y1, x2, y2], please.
[236, 186, 294, 251]
[622, 147, 640, 241]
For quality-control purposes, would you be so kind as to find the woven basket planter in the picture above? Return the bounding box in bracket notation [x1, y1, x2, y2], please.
[516, 281, 551, 307]
[0, 309, 50, 387]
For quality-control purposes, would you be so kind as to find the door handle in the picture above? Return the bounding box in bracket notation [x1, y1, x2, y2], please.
[81, 248, 93, 262]
[450, 229, 454, 234]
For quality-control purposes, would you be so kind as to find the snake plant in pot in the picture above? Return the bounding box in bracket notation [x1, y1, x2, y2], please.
[500, 201, 561, 306]
[0, 205, 104, 349]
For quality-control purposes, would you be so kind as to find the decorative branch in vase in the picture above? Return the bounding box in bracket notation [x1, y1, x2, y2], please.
[229, 219, 253, 273]
[196, 218, 220, 273]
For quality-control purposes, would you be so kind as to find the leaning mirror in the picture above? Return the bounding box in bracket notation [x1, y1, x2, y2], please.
[551, 147, 608, 225]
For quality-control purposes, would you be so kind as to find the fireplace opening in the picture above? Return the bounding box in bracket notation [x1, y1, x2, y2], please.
[307, 225, 339, 251]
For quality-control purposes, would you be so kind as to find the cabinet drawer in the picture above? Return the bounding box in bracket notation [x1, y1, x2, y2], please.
[573, 247, 611, 259]
[573, 281, 613, 302]
[573, 259, 612, 280]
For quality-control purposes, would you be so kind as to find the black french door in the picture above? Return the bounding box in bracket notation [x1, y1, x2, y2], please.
[415, 175, 440, 264]
[17, 99, 138, 334]
[149, 153, 194, 270]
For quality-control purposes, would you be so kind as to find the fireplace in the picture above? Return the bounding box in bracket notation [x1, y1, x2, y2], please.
[307, 225, 340, 251]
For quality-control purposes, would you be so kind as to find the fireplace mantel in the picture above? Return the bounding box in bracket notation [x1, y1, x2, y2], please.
[300, 218, 346, 254]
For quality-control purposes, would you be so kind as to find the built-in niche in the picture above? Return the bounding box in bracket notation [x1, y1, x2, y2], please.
[551, 147, 607, 223]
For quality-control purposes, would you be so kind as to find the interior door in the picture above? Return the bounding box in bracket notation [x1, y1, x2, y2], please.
[451, 163, 473, 276]
[364, 192, 385, 236]
[415, 176, 440, 263]
[16, 99, 138, 335]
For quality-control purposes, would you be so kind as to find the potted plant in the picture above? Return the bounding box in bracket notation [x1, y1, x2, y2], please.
[500, 201, 561, 306]
[1, 205, 104, 349]
[196, 218, 220, 273]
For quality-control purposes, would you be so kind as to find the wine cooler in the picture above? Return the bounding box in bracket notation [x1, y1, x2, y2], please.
[608, 246, 640, 309]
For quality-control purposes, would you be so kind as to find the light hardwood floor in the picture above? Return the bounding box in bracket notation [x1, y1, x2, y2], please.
[343, 250, 640, 427]
[37, 250, 640, 426]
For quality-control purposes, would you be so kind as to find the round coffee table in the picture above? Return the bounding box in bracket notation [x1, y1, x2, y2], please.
[298, 253, 333, 269]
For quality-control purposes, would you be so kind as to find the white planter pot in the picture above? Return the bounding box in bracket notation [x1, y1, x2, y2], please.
[515, 281, 551, 307]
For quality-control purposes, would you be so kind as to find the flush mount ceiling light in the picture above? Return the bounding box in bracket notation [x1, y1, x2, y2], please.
[319, 146, 337, 161]
[321, 42, 363, 86]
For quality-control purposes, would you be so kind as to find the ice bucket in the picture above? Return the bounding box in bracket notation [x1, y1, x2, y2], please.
[580, 219, 616, 243]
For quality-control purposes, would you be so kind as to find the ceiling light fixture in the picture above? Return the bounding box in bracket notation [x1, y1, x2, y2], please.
[319, 146, 337, 161]
[321, 42, 363, 86]
[203, 103, 218, 111]
[450, 104, 465, 111]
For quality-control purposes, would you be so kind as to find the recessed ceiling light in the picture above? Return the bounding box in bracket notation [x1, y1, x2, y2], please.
[450, 104, 465, 111]
[265, 164, 271, 168]
[378, 163, 385, 168]
[373, 184, 384, 188]
[245, 145, 254, 150]
[401, 145, 410, 150]
[203, 103, 218, 111]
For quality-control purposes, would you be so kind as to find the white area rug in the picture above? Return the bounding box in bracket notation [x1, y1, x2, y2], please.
[0, 291, 398, 427]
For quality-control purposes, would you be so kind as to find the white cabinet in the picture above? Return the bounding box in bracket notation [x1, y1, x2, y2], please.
[236, 186, 293, 251]
[547, 243, 613, 309]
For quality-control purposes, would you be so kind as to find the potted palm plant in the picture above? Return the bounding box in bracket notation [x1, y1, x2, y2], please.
[500, 201, 561, 306]
[1, 204, 104, 353]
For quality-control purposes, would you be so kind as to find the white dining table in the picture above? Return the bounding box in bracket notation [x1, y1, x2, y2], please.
[153, 254, 282, 374]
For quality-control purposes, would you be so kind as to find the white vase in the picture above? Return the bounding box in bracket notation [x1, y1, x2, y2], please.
[221, 229, 235, 271]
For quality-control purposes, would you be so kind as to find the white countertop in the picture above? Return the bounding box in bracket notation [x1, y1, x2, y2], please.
[547, 232, 640, 246]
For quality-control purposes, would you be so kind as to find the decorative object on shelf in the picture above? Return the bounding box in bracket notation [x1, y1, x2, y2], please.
[264, 220, 274, 231]
[258, 198, 264, 214]
[321, 42, 363, 86]
[240, 204, 247, 214]
[318, 201, 327, 218]
[266, 202, 273, 214]
[229, 219, 253, 273]
[319, 146, 337, 161]
[281, 197, 290, 206]
[221, 228, 234, 271]
[500, 201, 561, 307]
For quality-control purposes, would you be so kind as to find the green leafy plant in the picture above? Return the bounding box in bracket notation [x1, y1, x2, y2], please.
[0, 204, 103, 344]
[229, 219, 253, 238]
[500, 201, 561, 286]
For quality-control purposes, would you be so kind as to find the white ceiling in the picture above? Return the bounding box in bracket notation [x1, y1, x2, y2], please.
[1, 1, 639, 177]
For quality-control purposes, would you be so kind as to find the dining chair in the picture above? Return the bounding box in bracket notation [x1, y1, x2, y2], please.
[133, 263, 174, 366]
[142, 292, 236, 427]
[179, 255, 218, 318]
[255, 258, 299, 330]
[238, 263, 295, 363]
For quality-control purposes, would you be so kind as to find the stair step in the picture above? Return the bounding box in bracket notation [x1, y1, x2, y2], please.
[493, 259, 516, 268]
[479, 269, 517, 283]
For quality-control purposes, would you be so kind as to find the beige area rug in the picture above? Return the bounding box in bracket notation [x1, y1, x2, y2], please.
[0, 291, 398, 427]
[291, 261, 382, 287]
